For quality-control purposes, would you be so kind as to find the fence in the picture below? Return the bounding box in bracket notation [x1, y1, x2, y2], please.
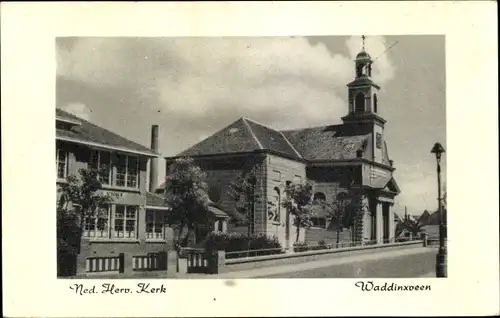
[132, 253, 167, 272]
[177, 247, 222, 274]
[86, 255, 122, 273]
[223, 236, 423, 260]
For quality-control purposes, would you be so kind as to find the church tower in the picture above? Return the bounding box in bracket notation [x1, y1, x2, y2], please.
[342, 35, 387, 164]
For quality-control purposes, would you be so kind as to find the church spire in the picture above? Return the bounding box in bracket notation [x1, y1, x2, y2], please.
[355, 35, 373, 78]
[344, 35, 384, 121]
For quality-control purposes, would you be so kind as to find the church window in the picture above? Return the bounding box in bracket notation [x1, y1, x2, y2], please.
[310, 217, 326, 229]
[272, 170, 281, 182]
[355, 93, 365, 113]
[356, 64, 363, 77]
[269, 187, 281, 223]
[208, 186, 221, 203]
[313, 192, 326, 203]
[376, 133, 382, 149]
[373, 94, 378, 113]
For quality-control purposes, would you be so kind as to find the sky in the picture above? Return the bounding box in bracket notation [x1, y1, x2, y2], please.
[56, 35, 446, 216]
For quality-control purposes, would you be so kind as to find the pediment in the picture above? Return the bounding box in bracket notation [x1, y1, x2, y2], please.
[383, 177, 401, 194]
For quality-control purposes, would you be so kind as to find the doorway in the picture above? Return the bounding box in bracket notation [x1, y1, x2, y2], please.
[383, 203, 390, 243]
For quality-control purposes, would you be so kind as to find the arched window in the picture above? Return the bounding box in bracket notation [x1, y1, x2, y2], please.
[313, 192, 326, 202]
[356, 64, 363, 77]
[272, 187, 281, 222]
[208, 186, 221, 203]
[373, 94, 378, 113]
[355, 93, 365, 113]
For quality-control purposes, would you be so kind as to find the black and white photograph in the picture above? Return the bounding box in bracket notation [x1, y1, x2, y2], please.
[2, 2, 498, 317]
[56, 35, 447, 279]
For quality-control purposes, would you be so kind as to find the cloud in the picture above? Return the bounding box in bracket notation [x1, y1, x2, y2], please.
[56, 36, 396, 130]
[61, 102, 92, 121]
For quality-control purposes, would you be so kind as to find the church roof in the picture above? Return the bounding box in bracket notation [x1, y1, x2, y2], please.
[281, 124, 370, 161]
[356, 50, 371, 60]
[177, 117, 301, 159]
[56, 108, 158, 157]
[175, 117, 392, 166]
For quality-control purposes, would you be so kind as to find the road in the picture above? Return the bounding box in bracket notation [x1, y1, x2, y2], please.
[255, 250, 437, 278]
[208, 247, 439, 279]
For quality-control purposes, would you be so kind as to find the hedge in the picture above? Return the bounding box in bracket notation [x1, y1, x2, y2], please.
[203, 231, 283, 259]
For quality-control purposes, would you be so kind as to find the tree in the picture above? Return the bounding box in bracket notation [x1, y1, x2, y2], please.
[397, 213, 424, 237]
[57, 167, 115, 276]
[323, 191, 355, 248]
[282, 179, 315, 243]
[227, 163, 263, 236]
[164, 157, 211, 247]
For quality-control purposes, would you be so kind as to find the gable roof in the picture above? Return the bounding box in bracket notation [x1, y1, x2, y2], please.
[175, 116, 394, 167]
[281, 124, 370, 161]
[56, 108, 158, 157]
[177, 117, 301, 160]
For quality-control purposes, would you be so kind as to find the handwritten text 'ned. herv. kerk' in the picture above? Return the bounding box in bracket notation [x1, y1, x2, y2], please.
[70, 283, 166, 295]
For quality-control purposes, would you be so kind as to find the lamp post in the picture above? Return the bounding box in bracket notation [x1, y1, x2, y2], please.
[431, 142, 446, 277]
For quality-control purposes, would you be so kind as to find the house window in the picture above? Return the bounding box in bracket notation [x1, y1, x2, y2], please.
[145, 210, 165, 240]
[56, 148, 68, 179]
[114, 205, 138, 238]
[115, 154, 139, 188]
[217, 220, 224, 232]
[310, 217, 326, 229]
[89, 150, 112, 185]
[83, 204, 111, 238]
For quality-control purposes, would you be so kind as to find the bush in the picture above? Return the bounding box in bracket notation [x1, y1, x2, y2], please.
[57, 210, 80, 277]
[309, 239, 331, 251]
[293, 241, 309, 252]
[203, 231, 283, 259]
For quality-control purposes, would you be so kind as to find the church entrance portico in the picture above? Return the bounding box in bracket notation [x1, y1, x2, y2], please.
[370, 196, 395, 245]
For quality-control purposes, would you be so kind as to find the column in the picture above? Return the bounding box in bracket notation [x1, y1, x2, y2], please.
[387, 203, 395, 243]
[222, 220, 228, 233]
[214, 220, 219, 232]
[376, 201, 383, 244]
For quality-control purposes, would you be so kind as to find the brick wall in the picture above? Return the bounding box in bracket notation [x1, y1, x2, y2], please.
[265, 154, 307, 247]
[187, 155, 272, 237]
[305, 227, 353, 245]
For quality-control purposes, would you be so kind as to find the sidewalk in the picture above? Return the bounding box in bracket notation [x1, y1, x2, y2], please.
[173, 247, 434, 279]
[418, 272, 436, 278]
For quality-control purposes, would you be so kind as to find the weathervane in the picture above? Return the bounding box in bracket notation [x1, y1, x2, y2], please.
[361, 35, 366, 51]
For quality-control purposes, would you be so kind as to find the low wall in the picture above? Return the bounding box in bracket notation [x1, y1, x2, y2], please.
[220, 241, 424, 273]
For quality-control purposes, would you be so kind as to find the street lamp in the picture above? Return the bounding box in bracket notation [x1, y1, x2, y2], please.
[431, 142, 446, 277]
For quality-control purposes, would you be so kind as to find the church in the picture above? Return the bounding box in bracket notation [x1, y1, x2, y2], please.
[164, 43, 401, 249]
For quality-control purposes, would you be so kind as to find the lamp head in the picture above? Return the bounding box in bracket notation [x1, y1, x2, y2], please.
[431, 142, 445, 161]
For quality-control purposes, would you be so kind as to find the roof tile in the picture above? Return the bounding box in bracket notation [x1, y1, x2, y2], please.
[56, 108, 157, 155]
[281, 125, 370, 161]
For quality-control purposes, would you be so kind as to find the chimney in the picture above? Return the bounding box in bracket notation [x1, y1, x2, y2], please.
[149, 125, 159, 193]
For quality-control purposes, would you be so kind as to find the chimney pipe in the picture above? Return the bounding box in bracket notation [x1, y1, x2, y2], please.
[149, 125, 159, 193]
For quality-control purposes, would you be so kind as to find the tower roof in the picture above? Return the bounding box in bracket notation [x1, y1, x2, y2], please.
[356, 50, 372, 60]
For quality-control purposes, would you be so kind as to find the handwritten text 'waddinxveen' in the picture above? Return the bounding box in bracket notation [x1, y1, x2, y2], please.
[355, 281, 431, 292]
[70, 283, 166, 295]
